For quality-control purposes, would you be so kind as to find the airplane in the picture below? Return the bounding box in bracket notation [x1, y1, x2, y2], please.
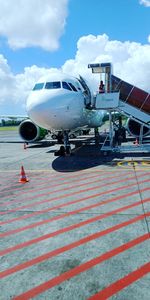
[2, 63, 149, 155]
[18, 68, 150, 155]
[19, 72, 108, 154]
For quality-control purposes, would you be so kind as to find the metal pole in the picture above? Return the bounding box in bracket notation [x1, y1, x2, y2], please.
[109, 111, 113, 148]
[139, 124, 144, 145]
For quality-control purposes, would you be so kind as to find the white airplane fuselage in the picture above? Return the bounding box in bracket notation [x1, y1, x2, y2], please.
[26, 72, 106, 132]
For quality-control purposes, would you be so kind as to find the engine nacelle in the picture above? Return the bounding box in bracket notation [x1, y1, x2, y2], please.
[126, 118, 150, 137]
[19, 119, 48, 142]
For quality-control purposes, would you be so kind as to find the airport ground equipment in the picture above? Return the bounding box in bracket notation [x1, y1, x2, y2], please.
[88, 63, 150, 153]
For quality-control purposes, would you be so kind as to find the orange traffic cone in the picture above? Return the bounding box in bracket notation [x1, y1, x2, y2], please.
[19, 166, 29, 183]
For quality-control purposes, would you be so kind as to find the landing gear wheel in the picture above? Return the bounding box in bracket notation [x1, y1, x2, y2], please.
[51, 134, 57, 139]
[69, 133, 76, 139]
[54, 145, 66, 156]
[66, 145, 71, 155]
[60, 146, 66, 156]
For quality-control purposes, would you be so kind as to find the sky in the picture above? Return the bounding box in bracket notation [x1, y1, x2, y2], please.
[0, 0, 150, 115]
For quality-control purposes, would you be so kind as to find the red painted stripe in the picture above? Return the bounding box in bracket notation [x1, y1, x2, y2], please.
[0, 170, 68, 191]
[1, 175, 149, 226]
[88, 262, 150, 300]
[1, 213, 150, 279]
[0, 171, 131, 207]
[0, 169, 114, 198]
[0, 169, 123, 196]
[0, 169, 146, 193]
[0, 175, 144, 226]
[0, 173, 130, 214]
[1, 197, 149, 256]
[0, 169, 120, 190]
[2, 188, 150, 240]
[13, 233, 150, 300]
[0, 171, 140, 215]
[0, 173, 150, 230]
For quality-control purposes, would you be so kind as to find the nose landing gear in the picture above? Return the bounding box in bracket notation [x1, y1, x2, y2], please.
[54, 131, 71, 156]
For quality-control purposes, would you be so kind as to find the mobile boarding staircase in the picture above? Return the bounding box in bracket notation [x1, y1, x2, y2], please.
[88, 63, 150, 153]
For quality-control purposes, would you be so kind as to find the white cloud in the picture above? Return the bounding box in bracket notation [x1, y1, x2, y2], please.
[62, 34, 150, 92]
[0, 34, 150, 114]
[0, 0, 68, 51]
[139, 0, 150, 7]
[0, 55, 61, 113]
[0, 54, 16, 104]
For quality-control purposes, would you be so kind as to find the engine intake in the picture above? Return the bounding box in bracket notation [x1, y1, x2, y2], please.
[126, 119, 150, 137]
[19, 119, 47, 142]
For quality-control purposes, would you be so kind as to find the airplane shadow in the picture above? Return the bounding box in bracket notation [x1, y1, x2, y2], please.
[52, 145, 124, 172]
[52, 144, 150, 173]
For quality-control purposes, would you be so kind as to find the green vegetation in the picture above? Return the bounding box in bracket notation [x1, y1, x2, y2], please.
[0, 119, 22, 130]
[0, 119, 21, 126]
[0, 126, 18, 131]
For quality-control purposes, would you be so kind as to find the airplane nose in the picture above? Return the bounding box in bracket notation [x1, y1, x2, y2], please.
[27, 90, 59, 111]
[26, 92, 58, 126]
[26, 90, 74, 130]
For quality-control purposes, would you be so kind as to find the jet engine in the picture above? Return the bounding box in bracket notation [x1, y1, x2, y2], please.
[126, 118, 150, 137]
[19, 119, 48, 142]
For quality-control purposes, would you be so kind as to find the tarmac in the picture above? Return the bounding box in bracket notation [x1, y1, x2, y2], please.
[0, 129, 150, 300]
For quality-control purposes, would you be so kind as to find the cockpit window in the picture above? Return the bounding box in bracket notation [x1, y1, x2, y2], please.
[62, 81, 72, 91]
[33, 83, 44, 91]
[45, 81, 61, 89]
[68, 83, 78, 92]
[77, 79, 85, 90]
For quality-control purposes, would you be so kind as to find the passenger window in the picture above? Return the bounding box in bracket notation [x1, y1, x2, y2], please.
[45, 82, 61, 89]
[68, 83, 78, 92]
[62, 82, 72, 91]
[33, 83, 44, 91]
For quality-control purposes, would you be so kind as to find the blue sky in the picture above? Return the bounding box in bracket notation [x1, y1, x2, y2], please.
[0, 0, 150, 114]
[1, 0, 150, 73]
